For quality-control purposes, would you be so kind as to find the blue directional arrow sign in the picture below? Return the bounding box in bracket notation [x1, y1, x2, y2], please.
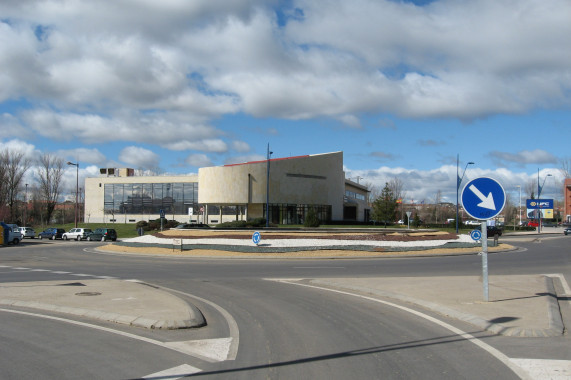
[461, 177, 506, 220]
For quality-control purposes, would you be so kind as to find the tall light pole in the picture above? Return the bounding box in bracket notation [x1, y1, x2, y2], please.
[24, 183, 28, 226]
[516, 185, 521, 228]
[456, 154, 475, 233]
[67, 161, 79, 228]
[265, 144, 273, 228]
[536, 170, 552, 233]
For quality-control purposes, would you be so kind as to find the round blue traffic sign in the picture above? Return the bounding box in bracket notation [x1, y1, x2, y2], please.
[252, 231, 261, 245]
[461, 177, 506, 220]
[470, 229, 482, 241]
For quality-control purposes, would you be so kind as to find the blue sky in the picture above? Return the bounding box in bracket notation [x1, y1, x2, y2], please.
[0, 0, 569, 205]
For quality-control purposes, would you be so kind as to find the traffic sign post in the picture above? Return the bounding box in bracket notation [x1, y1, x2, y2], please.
[461, 177, 506, 302]
[252, 231, 261, 246]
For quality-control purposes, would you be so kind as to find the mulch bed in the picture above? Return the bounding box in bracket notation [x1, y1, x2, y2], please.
[154, 232, 459, 242]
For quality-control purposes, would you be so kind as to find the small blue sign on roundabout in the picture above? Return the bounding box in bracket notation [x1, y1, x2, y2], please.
[252, 231, 261, 245]
[470, 229, 482, 241]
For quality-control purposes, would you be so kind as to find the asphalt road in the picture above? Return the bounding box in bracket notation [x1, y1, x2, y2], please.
[0, 234, 569, 379]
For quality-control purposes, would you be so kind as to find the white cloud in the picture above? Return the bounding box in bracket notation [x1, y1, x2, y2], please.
[490, 149, 558, 167]
[185, 153, 213, 168]
[119, 146, 160, 170]
[345, 163, 565, 205]
[231, 140, 250, 153]
[56, 147, 108, 166]
[0, 139, 38, 159]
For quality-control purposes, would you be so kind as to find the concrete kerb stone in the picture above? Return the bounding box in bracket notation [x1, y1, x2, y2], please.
[0, 279, 207, 330]
[0, 297, 205, 330]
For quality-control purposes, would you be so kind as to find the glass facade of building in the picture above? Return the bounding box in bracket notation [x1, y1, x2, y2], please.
[265, 204, 332, 225]
[104, 183, 198, 216]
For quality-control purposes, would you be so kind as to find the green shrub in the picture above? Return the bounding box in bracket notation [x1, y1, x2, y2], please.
[304, 208, 321, 228]
[215, 218, 268, 228]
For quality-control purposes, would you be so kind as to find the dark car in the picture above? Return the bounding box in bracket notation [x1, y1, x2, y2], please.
[86, 228, 117, 241]
[38, 228, 66, 240]
[476, 225, 503, 237]
[564, 228, 571, 236]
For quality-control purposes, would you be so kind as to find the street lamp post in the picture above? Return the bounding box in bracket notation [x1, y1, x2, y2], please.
[536, 170, 552, 233]
[24, 183, 28, 226]
[456, 154, 475, 233]
[67, 161, 79, 228]
[265, 144, 273, 228]
[516, 185, 521, 229]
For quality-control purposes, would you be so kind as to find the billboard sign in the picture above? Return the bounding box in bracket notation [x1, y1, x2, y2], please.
[526, 199, 553, 209]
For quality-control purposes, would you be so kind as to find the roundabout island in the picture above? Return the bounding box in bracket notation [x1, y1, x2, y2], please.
[99, 229, 513, 258]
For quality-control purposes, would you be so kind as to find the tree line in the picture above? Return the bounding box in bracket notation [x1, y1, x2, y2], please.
[0, 149, 67, 226]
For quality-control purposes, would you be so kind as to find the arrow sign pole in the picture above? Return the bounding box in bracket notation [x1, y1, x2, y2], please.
[469, 184, 496, 210]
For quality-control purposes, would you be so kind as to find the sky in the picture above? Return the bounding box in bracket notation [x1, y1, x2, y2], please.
[0, 0, 570, 205]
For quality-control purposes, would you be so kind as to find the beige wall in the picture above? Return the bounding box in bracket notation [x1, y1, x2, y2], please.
[198, 152, 345, 220]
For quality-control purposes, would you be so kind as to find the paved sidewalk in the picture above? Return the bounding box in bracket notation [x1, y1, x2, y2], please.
[309, 274, 566, 337]
[0, 279, 205, 329]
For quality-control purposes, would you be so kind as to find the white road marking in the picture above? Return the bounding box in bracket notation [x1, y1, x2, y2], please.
[165, 338, 233, 362]
[544, 273, 571, 295]
[29, 269, 51, 272]
[155, 284, 240, 361]
[142, 364, 202, 379]
[270, 279, 533, 380]
[0, 308, 222, 362]
[51, 271, 71, 274]
[12, 267, 30, 270]
[510, 359, 571, 379]
[70, 274, 93, 277]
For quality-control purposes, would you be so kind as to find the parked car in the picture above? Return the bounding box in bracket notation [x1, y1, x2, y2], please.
[38, 228, 66, 240]
[86, 228, 117, 242]
[62, 228, 93, 241]
[476, 225, 503, 236]
[464, 220, 480, 226]
[564, 228, 571, 236]
[1, 222, 22, 244]
[14, 227, 36, 239]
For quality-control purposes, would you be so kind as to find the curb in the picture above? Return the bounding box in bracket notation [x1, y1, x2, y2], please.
[309, 276, 564, 337]
[0, 288, 206, 330]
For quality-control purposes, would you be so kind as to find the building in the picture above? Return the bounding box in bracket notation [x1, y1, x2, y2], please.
[84, 151, 371, 225]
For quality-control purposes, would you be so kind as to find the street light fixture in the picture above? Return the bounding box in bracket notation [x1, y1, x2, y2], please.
[67, 161, 79, 228]
[24, 183, 28, 226]
[536, 170, 552, 233]
[456, 155, 475, 233]
[266, 144, 273, 228]
[516, 185, 521, 229]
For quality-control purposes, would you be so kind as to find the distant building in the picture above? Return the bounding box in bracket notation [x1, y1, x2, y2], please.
[84, 151, 371, 225]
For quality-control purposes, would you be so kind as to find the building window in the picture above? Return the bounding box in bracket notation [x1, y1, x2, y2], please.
[264, 204, 332, 225]
[104, 182, 198, 217]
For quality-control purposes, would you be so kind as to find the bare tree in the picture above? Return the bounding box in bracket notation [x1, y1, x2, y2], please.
[0, 152, 8, 220]
[36, 153, 65, 224]
[1, 149, 31, 222]
[433, 189, 442, 223]
[387, 177, 406, 201]
[560, 157, 571, 178]
[525, 179, 537, 199]
[388, 177, 406, 221]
